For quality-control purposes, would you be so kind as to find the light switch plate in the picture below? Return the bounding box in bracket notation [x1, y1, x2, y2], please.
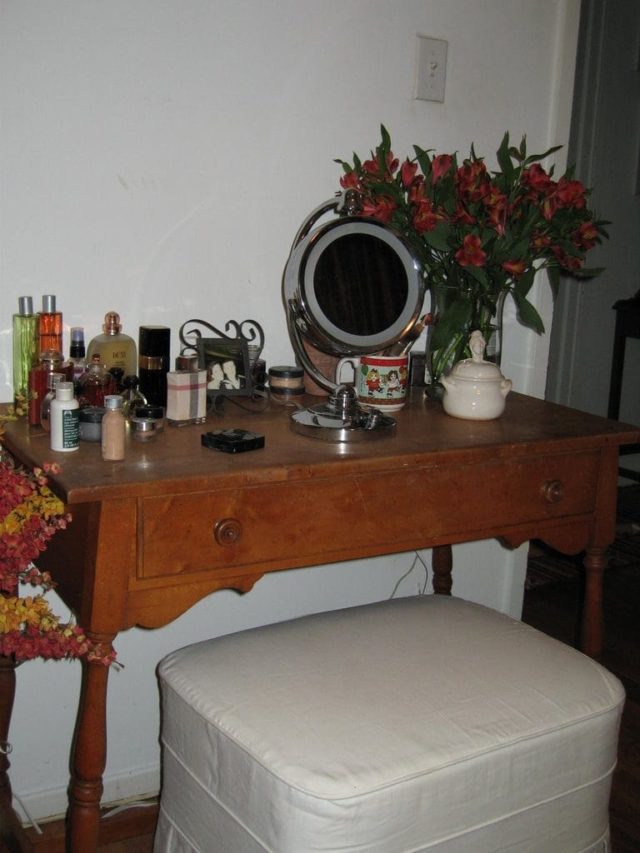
[415, 35, 448, 103]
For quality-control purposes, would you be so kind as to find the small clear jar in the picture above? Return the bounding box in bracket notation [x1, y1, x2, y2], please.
[40, 372, 65, 433]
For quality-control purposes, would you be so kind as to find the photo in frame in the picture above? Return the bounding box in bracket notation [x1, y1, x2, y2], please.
[197, 337, 252, 397]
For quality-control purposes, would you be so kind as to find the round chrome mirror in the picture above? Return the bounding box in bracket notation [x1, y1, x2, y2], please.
[283, 193, 425, 393]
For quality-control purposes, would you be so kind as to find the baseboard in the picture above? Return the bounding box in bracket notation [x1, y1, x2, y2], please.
[12, 764, 160, 827]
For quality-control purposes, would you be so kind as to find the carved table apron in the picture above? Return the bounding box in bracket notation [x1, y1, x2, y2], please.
[1, 391, 638, 852]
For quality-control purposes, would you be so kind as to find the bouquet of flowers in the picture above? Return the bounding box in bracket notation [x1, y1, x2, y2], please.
[0, 419, 115, 665]
[336, 126, 607, 381]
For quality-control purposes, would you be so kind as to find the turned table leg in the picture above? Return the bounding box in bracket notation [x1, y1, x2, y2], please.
[432, 544, 453, 596]
[0, 653, 18, 847]
[67, 638, 114, 853]
[581, 546, 606, 660]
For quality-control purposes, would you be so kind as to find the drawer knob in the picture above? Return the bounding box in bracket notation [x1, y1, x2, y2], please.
[214, 517, 242, 545]
[542, 480, 564, 504]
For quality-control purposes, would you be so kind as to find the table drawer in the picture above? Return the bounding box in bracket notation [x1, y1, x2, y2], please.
[138, 450, 600, 581]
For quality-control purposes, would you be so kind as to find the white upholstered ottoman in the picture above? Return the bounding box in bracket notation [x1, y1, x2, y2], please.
[154, 596, 623, 853]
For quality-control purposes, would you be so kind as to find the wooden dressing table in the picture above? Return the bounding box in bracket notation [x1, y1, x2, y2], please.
[1, 390, 638, 852]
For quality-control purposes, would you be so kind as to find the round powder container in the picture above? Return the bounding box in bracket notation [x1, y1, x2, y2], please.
[268, 365, 305, 397]
[78, 406, 105, 442]
[133, 404, 165, 431]
[130, 416, 158, 442]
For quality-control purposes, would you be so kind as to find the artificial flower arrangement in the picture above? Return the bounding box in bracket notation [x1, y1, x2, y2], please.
[0, 414, 115, 665]
[336, 126, 608, 381]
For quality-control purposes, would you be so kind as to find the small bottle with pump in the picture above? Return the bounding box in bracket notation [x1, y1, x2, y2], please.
[39, 294, 63, 353]
[12, 296, 39, 406]
[101, 395, 126, 461]
[69, 327, 86, 382]
[50, 381, 79, 452]
[87, 312, 137, 377]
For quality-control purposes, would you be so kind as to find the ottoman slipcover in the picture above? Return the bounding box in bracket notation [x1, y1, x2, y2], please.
[155, 595, 623, 852]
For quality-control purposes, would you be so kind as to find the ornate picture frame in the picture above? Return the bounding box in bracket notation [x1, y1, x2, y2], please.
[197, 337, 251, 397]
[179, 318, 264, 400]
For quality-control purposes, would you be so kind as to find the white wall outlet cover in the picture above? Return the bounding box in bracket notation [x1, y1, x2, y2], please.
[415, 35, 448, 103]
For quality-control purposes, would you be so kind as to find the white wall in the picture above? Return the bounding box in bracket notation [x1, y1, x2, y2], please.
[0, 0, 580, 823]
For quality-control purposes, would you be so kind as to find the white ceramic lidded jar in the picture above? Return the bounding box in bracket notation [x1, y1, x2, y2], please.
[441, 331, 512, 420]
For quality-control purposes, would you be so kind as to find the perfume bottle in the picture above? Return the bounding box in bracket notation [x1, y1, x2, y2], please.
[12, 296, 39, 406]
[86, 312, 137, 377]
[138, 325, 170, 407]
[69, 327, 86, 382]
[121, 375, 148, 419]
[39, 294, 63, 353]
[78, 354, 114, 407]
[28, 349, 73, 426]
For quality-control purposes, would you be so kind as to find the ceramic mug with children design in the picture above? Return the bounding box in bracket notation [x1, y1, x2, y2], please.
[335, 354, 409, 412]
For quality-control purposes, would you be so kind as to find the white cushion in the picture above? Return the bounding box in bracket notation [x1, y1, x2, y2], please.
[155, 596, 623, 852]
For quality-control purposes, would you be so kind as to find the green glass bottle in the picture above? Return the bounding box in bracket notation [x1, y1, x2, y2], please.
[12, 296, 39, 406]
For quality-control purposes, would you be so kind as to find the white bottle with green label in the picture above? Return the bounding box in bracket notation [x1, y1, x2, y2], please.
[50, 381, 80, 452]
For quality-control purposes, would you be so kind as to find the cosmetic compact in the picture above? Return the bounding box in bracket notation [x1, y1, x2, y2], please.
[78, 406, 105, 442]
[268, 365, 305, 398]
[130, 415, 159, 442]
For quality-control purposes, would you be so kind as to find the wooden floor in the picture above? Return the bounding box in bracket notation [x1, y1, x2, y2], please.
[7, 487, 639, 852]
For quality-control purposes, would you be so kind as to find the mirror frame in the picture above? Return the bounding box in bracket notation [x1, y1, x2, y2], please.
[283, 195, 425, 392]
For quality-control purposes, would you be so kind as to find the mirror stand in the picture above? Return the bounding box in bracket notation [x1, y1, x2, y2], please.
[282, 190, 425, 440]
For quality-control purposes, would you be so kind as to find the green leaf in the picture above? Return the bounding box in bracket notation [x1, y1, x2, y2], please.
[463, 264, 489, 288]
[423, 223, 453, 252]
[571, 266, 606, 279]
[380, 124, 391, 152]
[547, 265, 560, 297]
[512, 267, 536, 298]
[523, 144, 563, 166]
[512, 291, 545, 334]
[413, 145, 433, 179]
[496, 132, 515, 178]
[431, 298, 474, 349]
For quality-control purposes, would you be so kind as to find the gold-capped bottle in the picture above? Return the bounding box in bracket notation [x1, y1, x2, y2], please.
[86, 311, 137, 377]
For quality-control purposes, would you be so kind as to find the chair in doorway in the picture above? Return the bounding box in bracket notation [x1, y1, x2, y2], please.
[608, 289, 640, 481]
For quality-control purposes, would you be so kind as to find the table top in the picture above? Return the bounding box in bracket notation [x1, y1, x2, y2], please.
[2, 391, 639, 505]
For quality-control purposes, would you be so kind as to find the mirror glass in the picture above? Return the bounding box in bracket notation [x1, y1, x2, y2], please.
[312, 232, 408, 337]
[284, 217, 424, 357]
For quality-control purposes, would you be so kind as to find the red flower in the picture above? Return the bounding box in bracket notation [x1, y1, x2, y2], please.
[452, 205, 476, 226]
[412, 199, 442, 234]
[556, 177, 586, 209]
[552, 246, 583, 271]
[456, 160, 489, 203]
[401, 159, 418, 188]
[483, 185, 508, 235]
[363, 152, 398, 179]
[502, 259, 526, 277]
[521, 163, 553, 193]
[340, 171, 360, 190]
[456, 234, 487, 267]
[432, 154, 453, 183]
[572, 221, 599, 250]
[362, 195, 396, 224]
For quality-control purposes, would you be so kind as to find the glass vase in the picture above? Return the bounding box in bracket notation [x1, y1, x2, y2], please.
[425, 281, 505, 399]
